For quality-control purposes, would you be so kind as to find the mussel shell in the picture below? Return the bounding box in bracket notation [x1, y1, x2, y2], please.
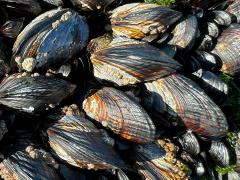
[110, 3, 182, 40]
[0, 73, 76, 113]
[192, 70, 228, 100]
[45, 115, 125, 169]
[69, 0, 116, 11]
[143, 73, 228, 138]
[191, 50, 222, 71]
[12, 8, 89, 72]
[0, 0, 42, 16]
[206, 22, 219, 38]
[213, 10, 232, 26]
[0, 144, 60, 179]
[209, 141, 231, 167]
[133, 140, 189, 179]
[197, 35, 213, 51]
[83, 87, 156, 144]
[218, 171, 240, 180]
[180, 151, 205, 177]
[90, 36, 182, 86]
[168, 15, 198, 51]
[226, 0, 240, 23]
[212, 24, 240, 75]
[178, 132, 200, 156]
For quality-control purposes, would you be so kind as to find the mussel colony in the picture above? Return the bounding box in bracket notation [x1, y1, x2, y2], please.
[0, 0, 240, 179]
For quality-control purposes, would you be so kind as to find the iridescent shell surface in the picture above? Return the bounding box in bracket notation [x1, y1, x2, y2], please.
[45, 115, 125, 169]
[143, 73, 228, 138]
[83, 87, 156, 144]
[168, 15, 198, 51]
[0, 73, 76, 113]
[12, 8, 89, 72]
[110, 3, 182, 40]
[89, 36, 182, 86]
[211, 24, 240, 75]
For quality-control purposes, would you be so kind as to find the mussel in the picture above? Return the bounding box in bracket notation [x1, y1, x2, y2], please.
[212, 10, 232, 26]
[226, 0, 240, 23]
[133, 138, 190, 179]
[192, 70, 228, 101]
[110, 3, 182, 41]
[211, 24, 240, 75]
[178, 131, 201, 156]
[0, 39, 10, 75]
[44, 115, 125, 169]
[12, 8, 89, 72]
[0, 73, 76, 113]
[208, 141, 231, 167]
[88, 35, 182, 86]
[205, 22, 219, 38]
[168, 15, 199, 51]
[143, 73, 228, 138]
[0, 143, 60, 179]
[83, 87, 156, 144]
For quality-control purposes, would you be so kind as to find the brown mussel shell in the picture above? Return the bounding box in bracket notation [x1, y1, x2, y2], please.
[226, 0, 240, 23]
[211, 24, 240, 75]
[0, 73, 76, 113]
[110, 3, 182, 40]
[133, 138, 189, 179]
[168, 15, 199, 51]
[0, 144, 60, 180]
[89, 36, 182, 86]
[83, 87, 156, 144]
[143, 73, 228, 138]
[12, 8, 89, 72]
[45, 115, 125, 170]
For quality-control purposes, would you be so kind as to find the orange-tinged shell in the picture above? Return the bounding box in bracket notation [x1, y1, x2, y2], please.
[110, 3, 182, 40]
[211, 24, 240, 75]
[134, 138, 189, 180]
[143, 73, 228, 138]
[83, 87, 156, 144]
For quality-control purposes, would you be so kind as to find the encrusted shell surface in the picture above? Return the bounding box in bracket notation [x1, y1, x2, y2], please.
[134, 139, 189, 179]
[12, 8, 89, 72]
[211, 24, 240, 75]
[143, 73, 228, 138]
[45, 115, 125, 169]
[0, 73, 76, 113]
[110, 3, 182, 40]
[83, 87, 156, 144]
[0, 145, 60, 180]
[89, 36, 182, 86]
